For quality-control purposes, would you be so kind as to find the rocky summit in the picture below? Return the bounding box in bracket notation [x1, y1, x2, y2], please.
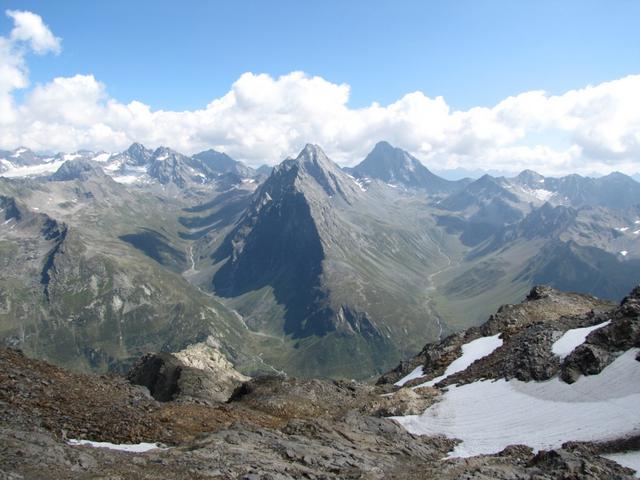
[1, 285, 638, 479]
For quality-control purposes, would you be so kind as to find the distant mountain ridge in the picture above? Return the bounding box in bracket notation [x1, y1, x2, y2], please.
[1, 139, 639, 379]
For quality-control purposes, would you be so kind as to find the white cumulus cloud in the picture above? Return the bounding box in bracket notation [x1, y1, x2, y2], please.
[6, 10, 61, 54]
[1, 10, 639, 178]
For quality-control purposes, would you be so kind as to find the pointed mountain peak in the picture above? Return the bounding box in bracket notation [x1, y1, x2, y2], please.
[191, 149, 256, 178]
[296, 144, 332, 167]
[151, 147, 188, 164]
[118, 142, 152, 166]
[193, 149, 235, 167]
[264, 144, 361, 203]
[352, 141, 456, 192]
[371, 140, 399, 154]
[516, 169, 545, 183]
[126, 142, 148, 154]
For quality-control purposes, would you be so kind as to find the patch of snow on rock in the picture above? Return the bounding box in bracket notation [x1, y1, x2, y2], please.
[112, 174, 144, 184]
[531, 189, 554, 201]
[68, 439, 163, 453]
[616, 227, 629, 232]
[621, 251, 629, 256]
[11, 148, 27, 157]
[415, 334, 503, 388]
[395, 365, 424, 387]
[92, 152, 112, 162]
[393, 348, 640, 458]
[552, 320, 611, 360]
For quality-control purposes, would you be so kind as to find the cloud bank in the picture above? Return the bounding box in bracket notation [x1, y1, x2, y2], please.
[1, 10, 639, 176]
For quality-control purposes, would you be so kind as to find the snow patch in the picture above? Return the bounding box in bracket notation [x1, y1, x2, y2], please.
[395, 365, 424, 387]
[603, 451, 640, 477]
[112, 295, 123, 312]
[531, 188, 554, 201]
[11, 148, 27, 157]
[621, 251, 629, 256]
[616, 227, 629, 232]
[415, 334, 503, 388]
[112, 174, 144, 184]
[393, 348, 640, 458]
[552, 320, 611, 359]
[155, 153, 169, 161]
[0, 159, 66, 178]
[68, 439, 163, 453]
[92, 152, 112, 162]
[346, 173, 368, 192]
[63, 153, 82, 161]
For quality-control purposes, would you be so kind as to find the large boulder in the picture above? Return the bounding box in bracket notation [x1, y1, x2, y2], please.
[127, 339, 249, 403]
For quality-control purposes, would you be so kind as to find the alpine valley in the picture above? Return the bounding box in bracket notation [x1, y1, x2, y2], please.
[1, 140, 639, 380]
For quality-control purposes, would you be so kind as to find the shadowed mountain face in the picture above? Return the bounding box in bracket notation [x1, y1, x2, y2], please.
[517, 240, 640, 301]
[120, 228, 186, 272]
[214, 145, 355, 338]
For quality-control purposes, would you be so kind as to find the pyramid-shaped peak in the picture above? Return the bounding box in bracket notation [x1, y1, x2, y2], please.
[373, 140, 393, 149]
[297, 144, 330, 162]
[517, 169, 544, 181]
[127, 142, 148, 153]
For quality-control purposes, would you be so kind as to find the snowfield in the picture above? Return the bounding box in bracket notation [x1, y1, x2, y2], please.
[0, 159, 66, 178]
[68, 439, 163, 452]
[603, 451, 640, 477]
[551, 320, 611, 359]
[393, 348, 640, 458]
[414, 334, 503, 388]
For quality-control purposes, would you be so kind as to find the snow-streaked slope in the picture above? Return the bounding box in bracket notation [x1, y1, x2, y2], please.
[393, 348, 640, 458]
[603, 451, 640, 478]
[0, 159, 67, 178]
[68, 439, 163, 452]
[414, 334, 503, 388]
[551, 320, 611, 359]
[395, 365, 424, 387]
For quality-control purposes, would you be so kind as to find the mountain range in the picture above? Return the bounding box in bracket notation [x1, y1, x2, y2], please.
[1, 140, 639, 378]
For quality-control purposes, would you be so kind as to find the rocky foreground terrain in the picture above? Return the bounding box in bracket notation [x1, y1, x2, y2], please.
[1, 285, 639, 479]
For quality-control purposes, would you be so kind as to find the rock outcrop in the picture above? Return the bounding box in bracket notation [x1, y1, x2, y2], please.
[127, 340, 249, 403]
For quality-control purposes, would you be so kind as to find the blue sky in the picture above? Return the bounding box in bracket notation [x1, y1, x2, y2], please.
[3, 0, 639, 111]
[1, 1, 639, 176]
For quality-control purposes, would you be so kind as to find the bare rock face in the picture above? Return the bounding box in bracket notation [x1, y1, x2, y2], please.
[173, 341, 250, 401]
[127, 339, 249, 403]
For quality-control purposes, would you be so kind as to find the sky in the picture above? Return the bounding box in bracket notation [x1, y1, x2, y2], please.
[0, 0, 639, 176]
